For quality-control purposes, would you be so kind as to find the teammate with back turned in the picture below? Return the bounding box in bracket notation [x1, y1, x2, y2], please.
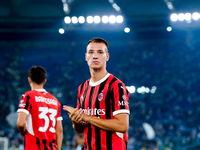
[63, 37, 130, 150]
[17, 66, 63, 150]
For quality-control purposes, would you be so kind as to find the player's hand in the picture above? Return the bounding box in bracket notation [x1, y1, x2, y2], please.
[70, 108, 84, 124]
[63, 106, 84, 124]
[63, 105, 75, 114]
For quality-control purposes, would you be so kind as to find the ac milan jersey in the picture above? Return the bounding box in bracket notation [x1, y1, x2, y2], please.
[17, 89, 63, 150]
[77, 73, 130, 150]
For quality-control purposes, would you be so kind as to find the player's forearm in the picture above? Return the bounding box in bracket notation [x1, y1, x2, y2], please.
[17, 122, 27, 135]
[73, 122, 84, 133]
[56, 121, 63, 150]
[84, 115, 128, 133]
[56, 131, 63, 150]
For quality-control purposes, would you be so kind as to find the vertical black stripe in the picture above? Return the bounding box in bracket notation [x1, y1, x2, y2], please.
[105, 77, 117, 150]
[77, 97, 81, 109]
[36, 137, 41, 150]
[52, 140, 57, 150]
[110, 89, 115, 112]
[49, 142, 53, 150]
[89, 87, 94, 116]
[81, 82, 89, 150]
[105, 87, 112, 150]
[78, 83, 84, 108]
[109, 77, 117, 112]
[82, 81, 89, 110]
[118, 83, 126, 109]
[42, 139, 48, 150]
[87, 86, 94, 150]
[106, 77, 117, 115]
[79, 83, 84, 93]
[25, 95, 30, 110]
[29, 104, 32, 113]
[94, 79, 107, 150]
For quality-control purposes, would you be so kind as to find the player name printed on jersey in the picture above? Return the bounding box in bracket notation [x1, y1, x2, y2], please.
[35, 96, 58, 106]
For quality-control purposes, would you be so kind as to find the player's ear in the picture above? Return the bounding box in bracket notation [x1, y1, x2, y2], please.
[85, 53, 87, 61]
[43, 79, 47, 85]
[106, 53, 110, 61]
[28, 77, 31, 84]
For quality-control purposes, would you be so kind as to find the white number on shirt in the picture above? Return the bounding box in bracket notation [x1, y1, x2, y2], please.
[38, 107, 57, 133]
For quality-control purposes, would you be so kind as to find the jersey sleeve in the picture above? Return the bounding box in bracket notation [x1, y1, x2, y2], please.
[17, 93, 31, 115]
[57, 102, 63, 121]
[111, 82, 130, 116]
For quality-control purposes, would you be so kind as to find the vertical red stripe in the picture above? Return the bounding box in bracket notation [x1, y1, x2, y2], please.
[91, 86, 99, 149]
[84, 85, 91, 149]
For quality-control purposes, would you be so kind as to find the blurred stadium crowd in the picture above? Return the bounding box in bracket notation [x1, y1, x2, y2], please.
[1, 33, 200, 150]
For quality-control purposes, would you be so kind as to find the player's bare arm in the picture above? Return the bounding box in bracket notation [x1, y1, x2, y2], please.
[63, 105, 84, 133]
[17, 112, 27, 135]
[64, 106, 129, 133]
[56, 120, 63, 150]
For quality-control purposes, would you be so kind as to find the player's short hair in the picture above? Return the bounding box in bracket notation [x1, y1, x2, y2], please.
[86, 37, 109, 52]
[29, 66, 47, 84]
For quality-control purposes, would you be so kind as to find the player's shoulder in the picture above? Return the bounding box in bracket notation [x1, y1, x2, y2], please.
[22, 90, 34, 97]
[47, 92, 58, 100]
[78, 79, 90, 88]
[109, 74, 124, 85]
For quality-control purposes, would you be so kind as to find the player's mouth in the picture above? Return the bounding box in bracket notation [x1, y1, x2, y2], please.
[93, 61, 99, 64]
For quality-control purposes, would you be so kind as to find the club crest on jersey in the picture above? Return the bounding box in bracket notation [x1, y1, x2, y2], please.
[98, 92, 104, 101]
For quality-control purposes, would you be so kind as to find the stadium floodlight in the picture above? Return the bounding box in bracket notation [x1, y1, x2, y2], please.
[109, 0, 114, 3]
[124, 27, 130, 33]
[63, 3, 69, 13]
[116, 15, 123, 23]
[109, 15, 116, 23]
[64, 16, 71, 24]
[185, 13, 192, 21]
[126, 86, 135, 94]
[112, 3, 120, 11]
[78, 16, 85, 24]
[151, 86, 157, 94]
[192, 12, 200, 20]
[59, 28, 65, 34]
[102, 15, 109, 23]
[94, 16, 101, 24]
[86, 16, 94, 23]
[145, 87, 150, 93]
[177, 13, 185, 21]
[167, 26, 172, 32]
[129, 86, 135, 93]
[71, 16, 78, 24]
[170, 13, 178, 22]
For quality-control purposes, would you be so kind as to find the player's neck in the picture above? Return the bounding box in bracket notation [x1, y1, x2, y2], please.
[30, 83, 44, 90]
[90, 68, 108, 83]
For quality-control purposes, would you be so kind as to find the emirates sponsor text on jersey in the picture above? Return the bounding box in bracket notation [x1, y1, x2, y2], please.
[82, 107, 105, 116]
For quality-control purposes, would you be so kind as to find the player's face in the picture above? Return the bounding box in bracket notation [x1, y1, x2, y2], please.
[85, 42, 109, 70]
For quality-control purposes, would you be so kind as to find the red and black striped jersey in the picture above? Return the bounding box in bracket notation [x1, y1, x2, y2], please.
[17, 89, 63, 150]
[77, 73, 130, 150]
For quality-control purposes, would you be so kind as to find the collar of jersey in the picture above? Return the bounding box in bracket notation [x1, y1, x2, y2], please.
[89, 73, 110, 86]
[33, 89, 47, 92]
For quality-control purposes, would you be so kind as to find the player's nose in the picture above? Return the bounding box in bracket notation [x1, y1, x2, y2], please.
[92, 52, 98, 58]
